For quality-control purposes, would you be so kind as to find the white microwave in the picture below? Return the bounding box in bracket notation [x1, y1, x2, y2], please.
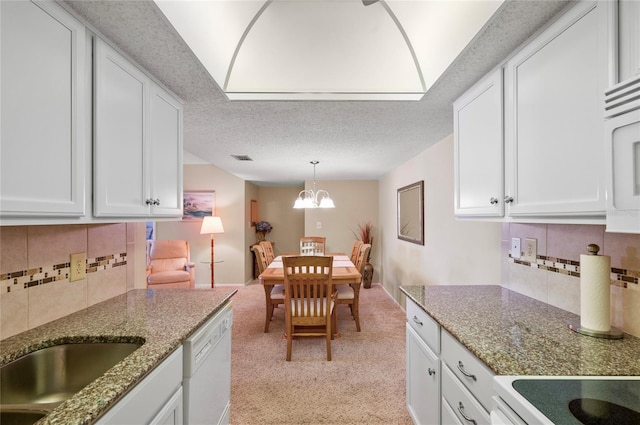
[604, 108, 640, 234]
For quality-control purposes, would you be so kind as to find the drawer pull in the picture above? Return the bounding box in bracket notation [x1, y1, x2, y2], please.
[428, 368, 436, 376]
[412, 316, 423, 326]
[457, 361, 477, 381]
[457, 402, 477, 425]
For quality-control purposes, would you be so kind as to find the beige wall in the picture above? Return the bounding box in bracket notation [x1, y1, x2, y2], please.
[379, 134, 503, 303]
[303, 180, 379, 271]
[380, 133, 640, 338]
[156, 164, 248, 286]
[255, 185, 304, 255]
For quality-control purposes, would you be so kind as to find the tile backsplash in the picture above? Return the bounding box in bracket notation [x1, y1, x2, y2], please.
[502, 223, 640, 338]
[0, 223, 142, 340]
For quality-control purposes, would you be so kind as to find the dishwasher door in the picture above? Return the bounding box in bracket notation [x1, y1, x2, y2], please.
[183, 303, 233, 425]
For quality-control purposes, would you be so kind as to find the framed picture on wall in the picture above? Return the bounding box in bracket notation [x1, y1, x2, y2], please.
[183, 191, 215, 220]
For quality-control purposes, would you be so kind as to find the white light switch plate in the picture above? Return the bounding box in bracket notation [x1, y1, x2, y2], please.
[523, 238, 537, 263]
[511, 238, 521, 259]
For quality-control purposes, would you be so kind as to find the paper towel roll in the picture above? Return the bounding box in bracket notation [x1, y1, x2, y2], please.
[580, 253, 611, 332]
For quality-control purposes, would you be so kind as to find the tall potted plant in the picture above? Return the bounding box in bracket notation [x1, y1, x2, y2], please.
[354, 221, 374, 288]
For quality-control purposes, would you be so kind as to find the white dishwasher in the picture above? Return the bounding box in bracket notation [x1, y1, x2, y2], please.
[183, 303, 233, 425]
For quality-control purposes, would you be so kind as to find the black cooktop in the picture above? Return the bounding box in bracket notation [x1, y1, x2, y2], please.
[513, 379, 640, 425]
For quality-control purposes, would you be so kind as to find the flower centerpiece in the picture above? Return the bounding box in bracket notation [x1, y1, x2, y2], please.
[255, 220, 272, 242]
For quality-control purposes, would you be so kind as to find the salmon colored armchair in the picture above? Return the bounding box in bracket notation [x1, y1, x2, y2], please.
[146, 240, 195, 289]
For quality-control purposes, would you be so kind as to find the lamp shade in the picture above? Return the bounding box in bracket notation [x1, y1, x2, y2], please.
[200, 216, 224, 234]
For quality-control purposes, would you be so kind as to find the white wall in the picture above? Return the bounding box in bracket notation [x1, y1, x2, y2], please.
[379, 134, 503, 304]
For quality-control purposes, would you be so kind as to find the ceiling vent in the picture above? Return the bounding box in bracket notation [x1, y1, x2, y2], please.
[231, 155, 253, 161]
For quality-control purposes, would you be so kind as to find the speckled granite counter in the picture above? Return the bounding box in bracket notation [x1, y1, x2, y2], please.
[0, 287, 237, 424]
[400, 285, 640, 376]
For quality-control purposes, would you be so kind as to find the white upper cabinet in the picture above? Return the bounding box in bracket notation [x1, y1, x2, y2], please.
[93, 38, 183, 218]
[0, 0, 86, 217]
[454, 68, 504, 217]
[504, 0, 607, 219]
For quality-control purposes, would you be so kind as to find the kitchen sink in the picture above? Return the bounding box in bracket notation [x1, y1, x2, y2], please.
[0, 341, 142, 422]
[0, 409, 48, 425]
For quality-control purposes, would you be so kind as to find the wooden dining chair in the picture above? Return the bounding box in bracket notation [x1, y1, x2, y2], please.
[282, 255, 336, 361]
[336, 243, 370, 332]
[253, 244, 284, 332]
[259, 240, 275, 264]
[349, 240, 363, 264]
[300, 236, 326, 256]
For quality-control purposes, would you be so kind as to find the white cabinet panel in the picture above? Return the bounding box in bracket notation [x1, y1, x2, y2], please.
[407, 324, 440, 425]
[93, 38, 183, 218]
[0, 0, 86, 217]
[149, 86, 183, 217]
[454, 68, 504, 217]
[93, 37, 148, 216]
[504, 0, 606, 218]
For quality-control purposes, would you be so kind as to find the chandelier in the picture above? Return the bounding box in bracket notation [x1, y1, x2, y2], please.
[293, 161, 335, 209]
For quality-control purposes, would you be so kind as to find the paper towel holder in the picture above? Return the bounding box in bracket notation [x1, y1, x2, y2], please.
[568, 322, 623, 339]
[568, 244, 624, 340]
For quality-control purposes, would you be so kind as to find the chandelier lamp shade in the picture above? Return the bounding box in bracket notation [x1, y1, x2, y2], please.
[200, 216, 225, 287]
[294, 161, 335, 209]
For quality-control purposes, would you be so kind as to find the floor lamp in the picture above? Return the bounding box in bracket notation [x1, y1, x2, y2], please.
[200, 216, 224, 287]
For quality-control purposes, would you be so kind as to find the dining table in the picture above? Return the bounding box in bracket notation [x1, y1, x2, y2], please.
[258, 254, 362, 334]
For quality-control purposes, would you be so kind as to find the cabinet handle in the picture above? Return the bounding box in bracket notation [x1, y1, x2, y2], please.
[145, 199, 153, 205]
[456, 361, 477, 381]
[428, 368, 436, 376]
[457, 402, 477, 425]
[489, 197, 499, 205]
[153, 199, 160, 206]
[412, 316, 423, 326]
[504, 196, 514, 204]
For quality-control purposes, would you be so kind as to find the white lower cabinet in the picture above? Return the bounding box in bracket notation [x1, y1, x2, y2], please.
[406, 298, 495, 425]
[96, 347, 183, 424]
[406, 325, 440, 425]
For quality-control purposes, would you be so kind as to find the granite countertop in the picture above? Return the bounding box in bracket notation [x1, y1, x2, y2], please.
[0, 287, 237, 424]
[400, 285, 640, 377]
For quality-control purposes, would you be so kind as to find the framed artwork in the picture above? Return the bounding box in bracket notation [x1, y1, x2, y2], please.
[397, 180, 424, 245]
[250, 199, 258, 226]
[183, 191, 215, 220]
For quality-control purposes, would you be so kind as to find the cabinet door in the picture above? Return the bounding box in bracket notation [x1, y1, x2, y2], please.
[605, 110, 640, 233]
[0, 0, 86, 217]
[93, 37, 149, 217]
[504, 1, 606, 218]
[454, 68, 504, 217]
[406, 324, 440, 425]
[148, 85, 183, 217]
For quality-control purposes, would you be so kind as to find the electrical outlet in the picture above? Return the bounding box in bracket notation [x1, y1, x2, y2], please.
[316, 221, 322, 229]
[70, 252, 86, 282]
[511, 238, 521, 259]
[523, 238, 537, 263]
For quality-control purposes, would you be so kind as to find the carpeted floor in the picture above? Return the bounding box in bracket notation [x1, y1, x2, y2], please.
[229, 282, 412, 425]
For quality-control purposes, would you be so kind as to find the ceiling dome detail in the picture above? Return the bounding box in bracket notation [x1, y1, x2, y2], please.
[154, 0, 503, 101]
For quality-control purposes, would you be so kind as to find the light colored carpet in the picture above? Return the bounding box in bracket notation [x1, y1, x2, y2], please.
[229, 283, 412, 425]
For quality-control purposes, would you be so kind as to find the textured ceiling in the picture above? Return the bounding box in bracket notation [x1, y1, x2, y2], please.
[63, 0, 571, 186]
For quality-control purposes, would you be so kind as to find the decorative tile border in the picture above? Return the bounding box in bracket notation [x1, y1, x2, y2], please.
[1, 253, 127, 293]
[509, 254, 639, 288]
